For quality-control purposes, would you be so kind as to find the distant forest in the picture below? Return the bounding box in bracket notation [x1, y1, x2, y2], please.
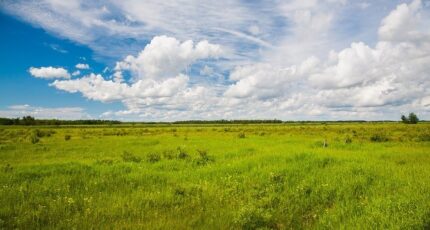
[0, 116, 121, 126]
[0, 116, 409, 126]
[0, 116, 284, 125]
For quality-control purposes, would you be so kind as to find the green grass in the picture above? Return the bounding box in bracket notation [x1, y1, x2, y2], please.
[0, 123, 429, 229]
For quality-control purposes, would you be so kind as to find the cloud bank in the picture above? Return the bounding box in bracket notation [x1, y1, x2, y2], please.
[3, 0, 430, 120]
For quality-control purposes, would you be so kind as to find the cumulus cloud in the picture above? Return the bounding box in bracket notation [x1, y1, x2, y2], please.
[51, 36, 216, 109]
[378, 0, 423, 42]
[51, 73, 129, 102]
[223, 0, 430, 116]
[114, 35, 223, 80]
[225, 56, 320, 99]
[29, 66, 71, 79]
[17, 1, 430, 120]
[75, 63, 90, 69]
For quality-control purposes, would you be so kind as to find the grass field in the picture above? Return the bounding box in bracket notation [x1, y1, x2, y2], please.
[0, 123, 430, 229]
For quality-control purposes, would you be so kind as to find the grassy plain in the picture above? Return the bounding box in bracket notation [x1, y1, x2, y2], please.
[0, 123, 429, 229]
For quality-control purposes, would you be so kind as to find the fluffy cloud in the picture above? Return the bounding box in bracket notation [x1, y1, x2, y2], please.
[114, 35, 223, 80]
[378, 0, 423, 42]
[224, 0, 430, 115]
[51, 36, 217, 111]
[75, 63, 89, 69]
[29, 66, 71, 79]
[225, 56, 320, 99]
[18, 1, 430, 120]
[51, 74, 129, 102]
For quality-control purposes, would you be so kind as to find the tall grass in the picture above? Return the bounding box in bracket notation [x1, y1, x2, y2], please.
[0, 123, 429, 229]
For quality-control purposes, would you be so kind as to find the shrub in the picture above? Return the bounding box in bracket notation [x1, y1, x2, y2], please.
[147, 152, 161, 163]
[121, 151, 141, 163]
[29, 134, 39, 144]
[95, 159, 114, 165]
[34, 129, 55, 138]
[370, 133, 389, 142]
[177, 147, 189, 159]
[64, 135, 71, 141]
[238, 132, 246, 138]
[3, 163, 13, 173]
[418, 133, 430, 142]
[195, 149, 214, 165]
[234, 205, 276, 229]
[162, 150, 175, 159]
[345, 136, 352, 144]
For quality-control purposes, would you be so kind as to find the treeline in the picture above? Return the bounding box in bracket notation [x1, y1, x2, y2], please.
[0, 117, 285, 125]
[172, 119, 283, 124]
[0, 116, 121, 126]
[1, 116, 424, 126]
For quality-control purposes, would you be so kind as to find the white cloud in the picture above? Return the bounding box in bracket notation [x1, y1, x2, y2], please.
[29, 66, 71, 79]
[200, 65, 214, 76]
[72, 70, 81, 76]
[220, 0, 430, 118]
[0, 104, 91, 119]
[378, 0, 423, 42]
[51, 37, 211, 104]
[225, 56, 320, 99]
[114, 35, 223, 80]
[51, 73, 129, 102]
[75, 63, 90, 69]
[0, 0, 280, 65]
[11, 0, 430, 120]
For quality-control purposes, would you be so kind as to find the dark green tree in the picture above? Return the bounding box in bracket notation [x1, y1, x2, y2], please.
[401, 115, 408, 124]
[408, 113, 419, 124]
[21, 116, 35, 125]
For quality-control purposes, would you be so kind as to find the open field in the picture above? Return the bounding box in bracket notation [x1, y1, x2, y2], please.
[0, 123, 430, 229]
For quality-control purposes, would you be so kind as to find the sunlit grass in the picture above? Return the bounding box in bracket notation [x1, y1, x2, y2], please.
[0, 123, 429, 228]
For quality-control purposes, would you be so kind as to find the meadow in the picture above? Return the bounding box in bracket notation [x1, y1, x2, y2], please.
[0, 123, 429, 229]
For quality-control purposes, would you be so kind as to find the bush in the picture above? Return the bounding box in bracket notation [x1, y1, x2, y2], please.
[147, 152, 161, 163]
[418, 133, 430, 142]
[370, 133, 389, 142]
[34, 129, 55, 138]
[195, 149, 214, 165]
[95, 159, 114, 165]
[64, 135, 71, 141]
[177, 147, 189, 159]
[345, 136, 352, 144]
[121, 151, 141, 163]
[234, 205, 276, 229]
[162, 150, 175, 160]
[29, 134, 39, 144]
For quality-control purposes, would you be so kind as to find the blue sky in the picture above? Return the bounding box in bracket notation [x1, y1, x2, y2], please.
[0, 0, 429, 121]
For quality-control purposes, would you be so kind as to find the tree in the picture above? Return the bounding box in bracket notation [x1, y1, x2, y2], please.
[401, 115, 408, 124]
[408, 112, 419, 124]
[21, 116, 35, 125]
[401, 113, 419, 124]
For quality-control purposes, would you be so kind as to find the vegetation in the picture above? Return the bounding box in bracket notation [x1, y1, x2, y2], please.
[401, 113, 419, 124]
[0, 116, 121, 126]
[0, 123, 429, 229]
[3, 116, 422, 126]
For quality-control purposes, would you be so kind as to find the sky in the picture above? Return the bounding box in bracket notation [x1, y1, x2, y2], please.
[0, 0, 430, 121]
